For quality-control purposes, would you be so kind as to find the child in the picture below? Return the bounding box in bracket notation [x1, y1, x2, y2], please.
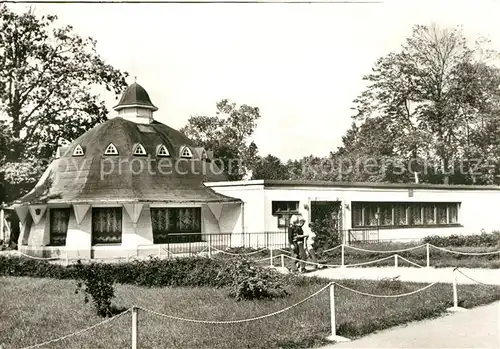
[304, 225, 323, 269]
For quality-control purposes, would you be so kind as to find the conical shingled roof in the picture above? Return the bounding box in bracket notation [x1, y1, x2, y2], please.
[114, 83, 158, 111]
[16, 118, 237, 205]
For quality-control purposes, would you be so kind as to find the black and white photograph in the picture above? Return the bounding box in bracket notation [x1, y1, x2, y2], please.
[0, 0, 499, 348]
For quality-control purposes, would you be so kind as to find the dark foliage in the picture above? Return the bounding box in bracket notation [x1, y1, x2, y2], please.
[309, 218, 342, 250]
[0, 255, 293, 301]
[74, 261, 115, 317]
[215, 257, 289, 301]
[422, 231, 500, 247]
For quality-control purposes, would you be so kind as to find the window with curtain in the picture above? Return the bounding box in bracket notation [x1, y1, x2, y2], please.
[410, 204, 423, 225]
[364, 203, 378, 226]
[423, 204, 435, 225]
[449, 204, 459, 223]
[436, 203, 448, 224]
[379, 204, 393, 226]
[352, 204, 363, 227]
[394, 204, 407, 225]
[91, 207, 122, 245]
[151, 207, 202, 244]
[50, 208, 71, 246]
[351, 202, 460, 228]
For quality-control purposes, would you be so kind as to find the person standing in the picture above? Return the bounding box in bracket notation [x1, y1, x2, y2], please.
[288, 214, 307, 273]
[302, 221, 323, 269]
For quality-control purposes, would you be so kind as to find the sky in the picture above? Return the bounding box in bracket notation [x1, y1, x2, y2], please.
[7, 0, 500, 161]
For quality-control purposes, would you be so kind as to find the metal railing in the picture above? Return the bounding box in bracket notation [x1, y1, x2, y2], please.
[136, 231, 288, 258]
[348, 229, 380, 244]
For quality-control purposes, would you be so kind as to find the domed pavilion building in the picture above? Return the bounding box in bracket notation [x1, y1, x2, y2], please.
[12, 83, 244, 259]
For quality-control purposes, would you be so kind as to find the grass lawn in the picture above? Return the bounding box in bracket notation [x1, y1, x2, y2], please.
[319, 243, 500, 269]
[1, 276, 499, 349]
[236, 243, 500, 269]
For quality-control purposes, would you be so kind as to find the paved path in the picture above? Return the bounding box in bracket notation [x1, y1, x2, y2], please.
[315, 301, 500, 348]
[306, 266, 500, 285]
[303, 266, 500, 348]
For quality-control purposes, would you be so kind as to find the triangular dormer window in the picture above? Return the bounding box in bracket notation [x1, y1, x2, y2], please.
[156, 144, 170, 157]
[180, 146, 193, 158]
[104, 143, 119, 156]
[133, 143, 147, 156]
[72, 144, 84, 157]
[201, 149, 208, 160]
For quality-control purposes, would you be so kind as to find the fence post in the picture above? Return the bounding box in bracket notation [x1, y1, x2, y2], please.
[340, 244, 345, 268]
[270, 248, 273, 267]
[65, 252, 69, 267]
[447, 268, 466, 312]
[0, 202, 4, 244]
[158, 245, 162, 259]
[131, 306, 138, 349]
[281, 254, 285, 268]
[208, 235, 212, 259]
[426, 243, 430, 268]
[326, 283, 350, 342]
[394, 254, 398, 268]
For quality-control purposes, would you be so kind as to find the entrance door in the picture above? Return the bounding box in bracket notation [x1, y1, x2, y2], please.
[310, 201, 343, 243]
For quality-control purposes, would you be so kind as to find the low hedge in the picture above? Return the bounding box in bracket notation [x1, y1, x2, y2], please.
[422, 231, 500, 248]
[0, 255, 295, 300]
[0, 256, 228, 287]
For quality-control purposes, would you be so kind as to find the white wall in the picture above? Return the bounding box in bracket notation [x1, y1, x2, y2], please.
[207, 181, 500, 242]
[19, 202, 231, 258]
[204, 182, 267, 247]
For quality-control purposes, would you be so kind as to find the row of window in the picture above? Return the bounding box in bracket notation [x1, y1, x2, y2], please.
[44, 201, 463, 246]
[71, 143, 207, 159]
[48, 207, 203, 246]
[352, 202, 460, 228]
[269, 200, 461, 229]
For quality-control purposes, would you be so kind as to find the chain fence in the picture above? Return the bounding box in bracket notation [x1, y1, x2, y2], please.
[12, 265, 499, 349]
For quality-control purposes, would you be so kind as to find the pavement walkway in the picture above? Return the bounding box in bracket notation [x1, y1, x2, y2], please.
[315, 301, 500, 348]
[302, 266, 500, 348]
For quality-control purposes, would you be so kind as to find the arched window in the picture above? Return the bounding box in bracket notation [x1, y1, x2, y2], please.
[104, 143, 119, 156]
[180, 146, 193, 158]
[133, 143, 147, 156]
[72, 144, 84, 157]
[156, 144, 170, 157]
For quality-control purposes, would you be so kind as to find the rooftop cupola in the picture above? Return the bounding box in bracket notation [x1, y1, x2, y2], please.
[113, 81, 158, 124]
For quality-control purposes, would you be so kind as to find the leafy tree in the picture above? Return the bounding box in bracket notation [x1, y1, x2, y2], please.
[0, 5, 128, 243]
[285, 155, 337, 181]
[180, 99, 261, 180]
[251, 154, 290, 180]
[333, 119, 414, 183]
[351, 24, 500, 184]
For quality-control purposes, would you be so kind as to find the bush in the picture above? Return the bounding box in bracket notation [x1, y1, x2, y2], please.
[74, 261, 115, 317]
[0, 255, 292, 301]
[216, 258, 289, 301]
[310, 218, 342, 250]
[422, 231, 500, 247]
[0, 256, 75, 279]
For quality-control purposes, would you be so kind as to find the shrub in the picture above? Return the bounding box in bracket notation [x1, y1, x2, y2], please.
[74, 261, 115, 317]
[0, 256, 75, 279]
[0, 255, 293, 301]
[310, 218, 342, 250]
[216, 258, 289, 301]
[422, 231, 500, 247]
